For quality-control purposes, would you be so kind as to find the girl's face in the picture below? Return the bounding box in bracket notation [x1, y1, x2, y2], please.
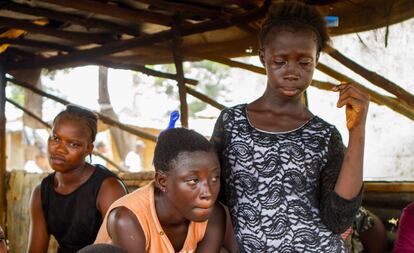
[48, 117, 93, 173]
[164, 151, 221, 222]
[259, 29, 318, 99]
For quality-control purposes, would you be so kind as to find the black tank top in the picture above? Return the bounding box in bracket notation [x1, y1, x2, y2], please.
[40, 164, 120, 253]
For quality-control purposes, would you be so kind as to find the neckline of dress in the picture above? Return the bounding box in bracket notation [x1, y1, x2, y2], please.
[242, 104, 316, 135]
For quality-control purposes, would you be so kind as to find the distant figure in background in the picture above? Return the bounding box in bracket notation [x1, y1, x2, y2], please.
[91, 141, 108, 167]
[124, 140, 145, 172]
[0, 225, 7, 253]
[24, 152, 49, 173]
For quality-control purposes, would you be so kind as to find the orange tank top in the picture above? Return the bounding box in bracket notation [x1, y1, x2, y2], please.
[95, 182, 208, 253]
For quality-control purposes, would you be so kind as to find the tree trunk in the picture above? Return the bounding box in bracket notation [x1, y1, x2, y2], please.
[11, 68, 43, 129]
[98, 66, 131, 161]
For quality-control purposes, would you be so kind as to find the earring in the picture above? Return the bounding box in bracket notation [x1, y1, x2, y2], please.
[89, 154, 92, 163]
[160, 187, 167, 193]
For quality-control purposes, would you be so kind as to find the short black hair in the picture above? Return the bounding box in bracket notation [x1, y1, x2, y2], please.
[259, 1, 330, 52]
[54, 104, 98, 143]
[153, 128, 215, 173]
[77, 244, 127, 253]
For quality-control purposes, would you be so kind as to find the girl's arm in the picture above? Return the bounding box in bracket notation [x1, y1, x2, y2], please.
[107, 207, 146, 253]
[334, 83, 369, 199]
[27, 185, 50, 253]
[319, 84, 369, 233]
[196, 202, 226, 253]
[96, 177, 128, 216]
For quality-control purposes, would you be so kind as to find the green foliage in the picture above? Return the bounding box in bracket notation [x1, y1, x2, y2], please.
[149, 60, 231, 117]
[41, 68, 71, 81]
[8, 85, 25, 105]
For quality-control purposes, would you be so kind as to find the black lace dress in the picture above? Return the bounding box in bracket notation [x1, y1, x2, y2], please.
[212, 104, 362, 253]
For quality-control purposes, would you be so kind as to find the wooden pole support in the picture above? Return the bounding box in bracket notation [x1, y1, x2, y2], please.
[172, 22, 188, 128]
[327, 45, 414, 108]
[0, 57, 6, 228]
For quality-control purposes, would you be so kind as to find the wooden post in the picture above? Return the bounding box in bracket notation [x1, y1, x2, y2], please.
[7, 77, 158, 141]
[0, 57, 6, 228]
[326, 45, 414, 108]
[172, 23, 188, 128]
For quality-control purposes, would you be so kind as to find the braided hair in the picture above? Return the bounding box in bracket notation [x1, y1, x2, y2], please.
[53, 104, 98, 143]
[259, 1, 330, 53]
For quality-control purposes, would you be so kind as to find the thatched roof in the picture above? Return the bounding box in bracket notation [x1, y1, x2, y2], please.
[1, 0, 414, 69]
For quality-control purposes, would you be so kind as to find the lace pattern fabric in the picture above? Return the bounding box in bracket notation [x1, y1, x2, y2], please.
[212, 104, 362, 252]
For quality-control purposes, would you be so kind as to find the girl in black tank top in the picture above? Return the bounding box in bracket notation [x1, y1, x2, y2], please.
[27, 105, 127, 253]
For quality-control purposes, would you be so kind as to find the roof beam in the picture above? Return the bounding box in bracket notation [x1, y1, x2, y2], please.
[7, 1, 269, 70]
[0, 16, 114, 44]
[185, 85, 225, 110]
[2, 1, 141, 36]
[326, 45, 414, 108]
[136, 0, 221, 18]
[95, 59, 198, 86]
[0, 38, 74, 52]
[37, 0, 173, 26]
[6, 77, 158, 141]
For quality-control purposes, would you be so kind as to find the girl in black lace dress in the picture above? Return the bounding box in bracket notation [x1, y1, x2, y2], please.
[212, 2, 370, 252]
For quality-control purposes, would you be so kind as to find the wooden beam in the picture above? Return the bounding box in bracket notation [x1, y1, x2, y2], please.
[5, 98, 49, 129]
[185, 86, 225, 110]
[0, 38, 74, 52]
[0, 16, 114, 44]
[364, 182, 414, 193]
[6, 77, 158, 142]
[199, 55, 265, 75]
[95, 60, 198, 86]
[38, 0, 173, 26]
[2, 1, 141, 36]
[91, 150, 127, 172]
[136, 0, 221, 18]
[7, 1, 269, 70]
[172, 24, 188, 128]
[316, 64, 414, 121]
[327, 45, 414, 108]
[0, 57, 6, 228]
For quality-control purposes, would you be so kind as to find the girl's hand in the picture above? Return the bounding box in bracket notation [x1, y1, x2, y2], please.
[333, 83, 370, 132]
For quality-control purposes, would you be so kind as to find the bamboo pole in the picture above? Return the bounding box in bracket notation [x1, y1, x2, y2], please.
[185, 86, 225, 110]
[6, 98, 128, 171]
[172, 23, 188, 128]
[6, 77, 158, 142]
[326, 45, 414, 108]
[0, 58, 6, 228]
